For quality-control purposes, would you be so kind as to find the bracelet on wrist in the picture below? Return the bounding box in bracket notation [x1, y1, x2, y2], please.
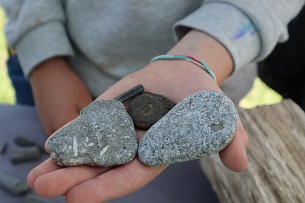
[150, 55, 217, 82]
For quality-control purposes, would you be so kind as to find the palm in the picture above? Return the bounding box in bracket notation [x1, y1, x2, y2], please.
[28, 128, 167, 203]
[28, 63, 248, 203]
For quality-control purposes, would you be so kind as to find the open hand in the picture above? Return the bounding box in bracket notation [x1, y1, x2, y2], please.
[27, 57, 248, 202]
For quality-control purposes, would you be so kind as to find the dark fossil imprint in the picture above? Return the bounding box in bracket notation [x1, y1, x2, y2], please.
[127, 92, 176, 130]
[113, 84, 176, 130]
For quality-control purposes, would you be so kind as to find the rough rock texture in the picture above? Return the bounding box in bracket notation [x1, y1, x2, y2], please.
[138, 90, 238, 166]
[48, 100, 138, 167]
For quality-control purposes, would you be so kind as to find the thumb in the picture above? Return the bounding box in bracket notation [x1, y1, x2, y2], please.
[219, 119, 249, 172]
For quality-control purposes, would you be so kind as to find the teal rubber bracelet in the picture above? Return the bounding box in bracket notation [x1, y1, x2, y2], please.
[150, 55, 217, 82]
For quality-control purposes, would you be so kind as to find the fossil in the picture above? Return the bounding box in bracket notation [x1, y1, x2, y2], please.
[10, 146, 41, 164]
[14, 136, 46, 154]
[128, 92, 175, 130]
[47, 85, 144, 167]
[0, 172, 29, 195]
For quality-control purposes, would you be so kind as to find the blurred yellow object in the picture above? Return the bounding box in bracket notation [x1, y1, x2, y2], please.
[0, 7, 15, 104]
[239, 77, 282, 109]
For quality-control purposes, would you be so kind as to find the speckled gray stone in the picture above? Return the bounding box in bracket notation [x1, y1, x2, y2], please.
[48, 100, 138, 167]
[138, 90, 238, 166]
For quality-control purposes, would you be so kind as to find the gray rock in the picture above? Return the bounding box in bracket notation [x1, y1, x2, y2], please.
[0, 172, 29, 195]
[0, 139, 8, 155]
[10, 146, 41, 164]
[138, 90, 238, 166]
[14, 136, 46, 154]
[48, 100, 138, 167]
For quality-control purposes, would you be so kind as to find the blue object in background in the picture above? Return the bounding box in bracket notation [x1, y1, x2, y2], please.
[7, 55, 34, 106]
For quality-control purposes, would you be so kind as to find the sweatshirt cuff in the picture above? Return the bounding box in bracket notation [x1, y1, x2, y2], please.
[174, 2, 261, 72]
[15, 21, 74, 77]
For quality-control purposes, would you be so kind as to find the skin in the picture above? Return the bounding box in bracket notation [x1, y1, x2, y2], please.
[27, 30, 249, 203]
[29, 57, 93, 135]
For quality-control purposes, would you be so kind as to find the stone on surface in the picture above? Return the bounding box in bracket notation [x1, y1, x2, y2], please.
[48, 100, 138, 167]
[14, 135, 46, 154]
[138, 90, 238, 166]
[10, 146, 41, 164]
[0, 139, 8, 155]
[0, 172, 29, 195]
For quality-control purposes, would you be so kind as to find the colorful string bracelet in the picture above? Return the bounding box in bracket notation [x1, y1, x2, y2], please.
[150, 55, 217, 82]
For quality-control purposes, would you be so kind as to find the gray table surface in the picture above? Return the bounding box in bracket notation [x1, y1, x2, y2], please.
[0, 104, 219, 203]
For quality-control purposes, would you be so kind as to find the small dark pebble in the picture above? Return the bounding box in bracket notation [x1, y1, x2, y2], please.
[114, 84, 144, 103]
[14, 136, 46, 154]
[0, 139, 8, 155]
[0, 172, 29, 195]
[10, 146, 41, 164]
[127, 92, 175, 130]
[25, 194, 57, 203]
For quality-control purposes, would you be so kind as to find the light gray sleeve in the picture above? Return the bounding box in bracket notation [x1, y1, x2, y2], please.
[174, 0, 305, 71]
[1, 0, 74, 76]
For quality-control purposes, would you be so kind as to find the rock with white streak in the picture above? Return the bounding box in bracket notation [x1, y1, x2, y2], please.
[138, 90, 238, 166]
[48, 100, 138, 167]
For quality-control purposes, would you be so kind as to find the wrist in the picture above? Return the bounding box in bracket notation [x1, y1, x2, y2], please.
[167, 29, 233, 85]
[151, 55, 217, 82]
[143, 60, 221, 103]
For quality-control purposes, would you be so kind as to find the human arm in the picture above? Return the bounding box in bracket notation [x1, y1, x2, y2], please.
[29, 57, 93, 135]
[27, 30, 248, 203]
[1, 0, 73, 76]
[174, 0, 305, 72]
[6, 0, 304, 202]
[1, 1, 93, 134]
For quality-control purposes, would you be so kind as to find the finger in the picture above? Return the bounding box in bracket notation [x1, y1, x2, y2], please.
[27, 159, 62, 189]
[65, 159, 167, 203]
[33, 164, 112, 198]
[219, 119, 249, 172]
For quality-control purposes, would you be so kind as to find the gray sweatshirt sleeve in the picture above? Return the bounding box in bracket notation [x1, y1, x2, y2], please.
[1, 0, 74, 76]
[174, 0, 305, 71]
